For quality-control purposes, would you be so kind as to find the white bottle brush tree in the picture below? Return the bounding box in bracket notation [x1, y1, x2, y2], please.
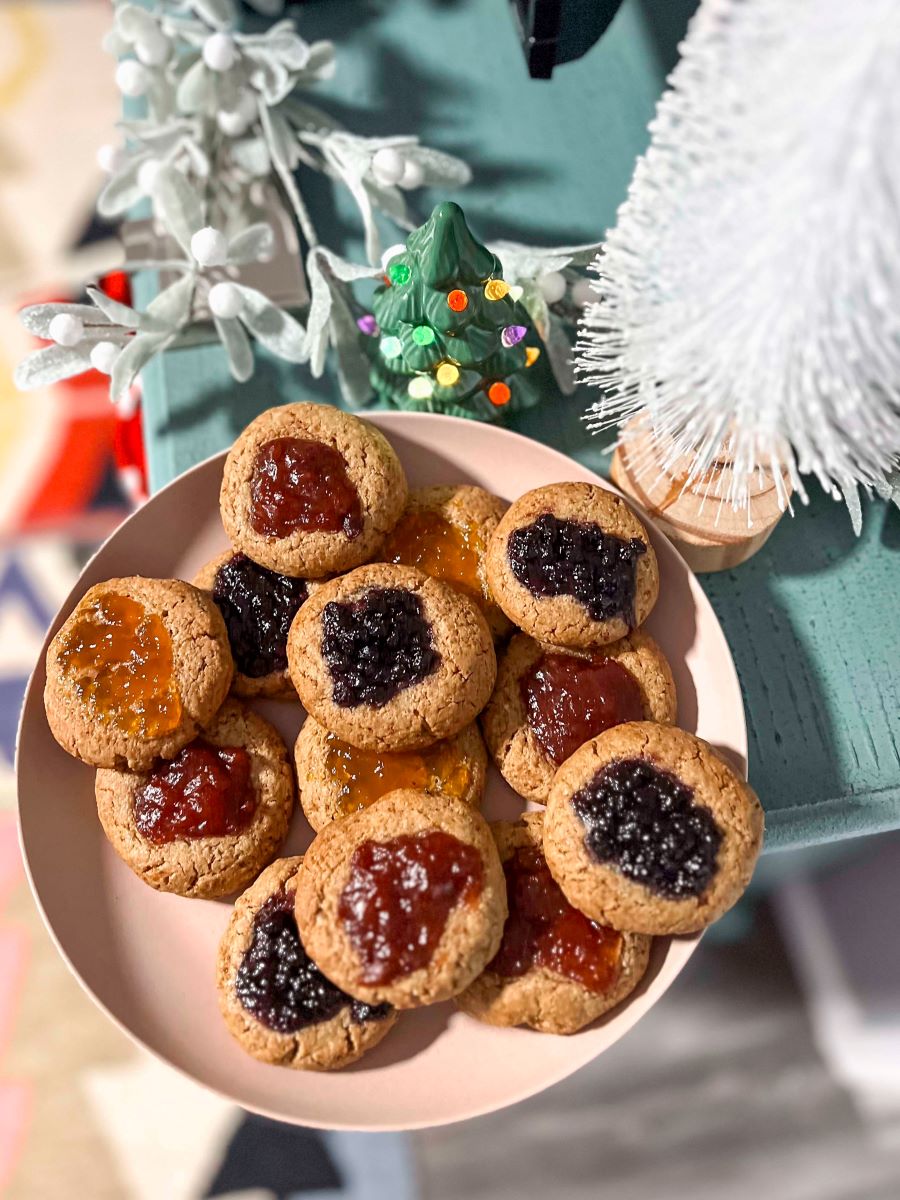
[577, 0, 900, 531]
[16, 0, 598, 413]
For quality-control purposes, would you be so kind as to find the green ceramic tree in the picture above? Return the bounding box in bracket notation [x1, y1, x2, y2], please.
[366, 201, 544, 417]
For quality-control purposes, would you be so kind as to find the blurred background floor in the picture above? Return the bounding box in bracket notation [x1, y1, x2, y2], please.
[0, 3, 898, 1198]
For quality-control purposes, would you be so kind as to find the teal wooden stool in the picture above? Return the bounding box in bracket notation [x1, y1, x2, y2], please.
[139, 0, 900, 858]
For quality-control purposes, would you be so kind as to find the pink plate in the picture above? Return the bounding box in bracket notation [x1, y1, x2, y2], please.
[17, 413, 747, 1130]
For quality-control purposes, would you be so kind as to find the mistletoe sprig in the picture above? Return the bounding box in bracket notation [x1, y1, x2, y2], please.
[16, 0, 597, 414]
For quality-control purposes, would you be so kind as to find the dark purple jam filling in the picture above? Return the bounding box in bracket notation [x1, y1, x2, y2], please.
[235, 891, 392, 1033]
[571, 758, 723, 899]
[212, 553, 308, 678]
[507, 513, 646, 626]
[321, 587, 440, 708]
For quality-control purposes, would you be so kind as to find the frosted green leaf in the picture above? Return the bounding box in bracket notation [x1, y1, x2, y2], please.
[488, 240, 603, 281]
[97, 154, 148, 218]
[176, 58, 213, 115]
[296, 39, 336, 82]
[214, 316, 254, 382]
[110, 333, 171, 401]
[146, 273, 196, 327]
[247, 56, 291, 106]
[409, 146, 472, 188]
[19, 302, 112, 338]
[84, 288, 144, 330]
[244, 0, 284, 14]
[228, 223, 274, 264]
[328, 285, 372, 407]
[153, 166, 204, 254]
[259, 105, 297, 173]
[282, 96, 341, 135]
[229, 137, 270, 176]
[115, 4, 160, 44]
[187, 0, 234, 29]
[14, 345, 93, 390]
[233, 286, 307, 362]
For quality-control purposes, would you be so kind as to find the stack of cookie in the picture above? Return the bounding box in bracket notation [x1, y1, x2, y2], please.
[42, 401, 764, 1073]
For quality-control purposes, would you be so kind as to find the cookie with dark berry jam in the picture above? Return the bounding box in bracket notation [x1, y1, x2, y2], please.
[220, 402, 408, 578]
[194, 550, 315, 699]
[457, 812, 652, 1034]
[288, 563, 496, 752]
[217, 858, 396, 1071]
[544, 722, 764, 935]
[481, 630, 677, 804]
[294, 791, 507, 1009]
[486, 483, 659, 649]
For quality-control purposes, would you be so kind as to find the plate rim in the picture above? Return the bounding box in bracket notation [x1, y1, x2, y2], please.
[15, 410, 746, 1130]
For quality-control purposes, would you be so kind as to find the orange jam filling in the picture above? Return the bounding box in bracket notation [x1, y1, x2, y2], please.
[383, 509, 487, 602]
[324, 732, 473, 817]
[58, 592, 182, 737]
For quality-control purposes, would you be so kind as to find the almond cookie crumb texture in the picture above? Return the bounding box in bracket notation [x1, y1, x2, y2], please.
[544, 722, 764, 935]
[288, 563, 497, 752]
[295, 716, 486, 831]
[217, 857, 397, 1071]
[486, 483, 659, 649]
[219, 402, 408, 578]
[44, 576, 233, 770]
[294, 791, 507, 1009]
[95, 698, 294, 898]
[456, 812, 652, 1034]
[482, 630, 676, 805]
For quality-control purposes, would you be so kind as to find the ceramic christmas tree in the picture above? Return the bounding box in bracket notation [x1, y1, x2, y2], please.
[366, 202, 545, 418]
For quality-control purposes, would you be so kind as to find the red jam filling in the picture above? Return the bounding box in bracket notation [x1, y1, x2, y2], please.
[521, 652, 645, 764]
[489, 844, 623, 994]
[248, 437, 363, 540]
[133, 738, 255, 843]
[338, 831, 484, 984]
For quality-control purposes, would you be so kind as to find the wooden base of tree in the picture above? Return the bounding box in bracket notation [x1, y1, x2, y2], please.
[609, 419, 792, 573]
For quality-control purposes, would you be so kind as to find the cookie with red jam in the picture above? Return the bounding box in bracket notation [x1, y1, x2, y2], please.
[287, 563, 497, 752]
[194, 549, 318, 699]
[95, 699, 294, 898]
[294, 791, 507, 1008]
[485, 483, 659, 649]
[294, 716, 487, 832]
[382, 484, 511, 638]
[217, 857, 397, 1071]
[44, 576, 233, 771]
[456, 813, 652, 1034]
[220, 402, 407, 578]
[544, 722, 764, 935]
[482, 630, 676, 805]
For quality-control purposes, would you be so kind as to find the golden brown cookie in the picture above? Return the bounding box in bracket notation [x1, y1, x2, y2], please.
[456, 813, 652, 1034]
[287, 563, 497, 752]
[219, 402, 407, 578]
[194, 549, 318, 699]
[382, 484, 511, 638]
[485, 483, 659, 649]
[294, 791, 507, 1009]
[544, 722, 764, 935]
[44, 576, 233, 770]
[295, 716, 486, 832]
[217, 857, 397, 1071]
[482, 631, 676, 805]
[95, 699, 294, 898]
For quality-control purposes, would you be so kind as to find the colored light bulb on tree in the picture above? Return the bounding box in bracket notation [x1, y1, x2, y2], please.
[388, 262, 411, 286]
[380, 335, 402, 358]
[408, 376, 434, 399]
[525, 346, 541, 367]
[502, 324, 527, 348]
[484, 279, 509, 302]
[487, 381, 511, 406]
[436, 362, 460, 387]
[357, 314, 378, 336]
[447, 289, 468, 312]
[412, 325, 435, 346]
